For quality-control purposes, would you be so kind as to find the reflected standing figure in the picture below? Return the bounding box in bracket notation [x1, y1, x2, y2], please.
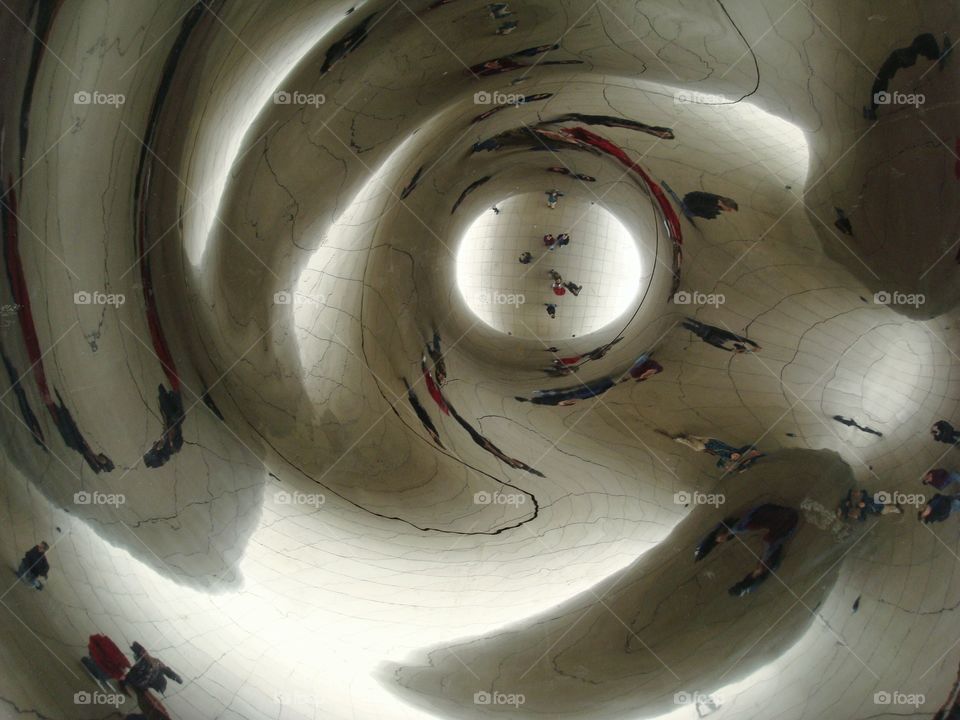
[695, 504, 799, 596]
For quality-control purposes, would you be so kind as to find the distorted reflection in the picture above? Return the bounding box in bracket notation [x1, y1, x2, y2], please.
[1, 2, 958, 719]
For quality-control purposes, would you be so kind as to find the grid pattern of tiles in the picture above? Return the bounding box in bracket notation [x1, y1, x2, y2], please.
[455, 193, 642, 340]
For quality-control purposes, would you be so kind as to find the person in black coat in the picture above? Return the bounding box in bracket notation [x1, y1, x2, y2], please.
[932, 420, 960, 445]
[143, 385, 185, 469]
[682, 318, 760, 353]
[919, 494, 958, 524]
[681, 191, 738, 219]
[17, 541, 49, 590]
[122, 643, 183, 695]
[695, 505, 799, 596]
[864, 33, 942, 119]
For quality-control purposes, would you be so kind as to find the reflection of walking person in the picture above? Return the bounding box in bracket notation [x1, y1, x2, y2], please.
[421, 356, 449, 415]
[85, 634, 131, 685]
[833, 207, 853, 236]
[544, 303, 557, 319]
[932, 420, 960, 444]
[446, 401, 544, 477]
[919, 494, 960, 524]
[517, 376, 618, 406]
[121, 642, 183, 695]
[923, 468, 960, 492]
[681, 192, 738, 220]
[426, 331, 446, 386]
[837, 489, 901, 521]
[144, 385, 185, 469]
[663, 431, 764, 472]
[619, 354, 663, 383]
[864, 33, 943, 120]
[16, 541, 49, 590]
[402, 378, 444, 448]
[547, 166, 595, 182]
[695, 504, 799, 596]
[131, 687, 174, 720]
[545, 189, 563, 208]
[543, 233, 556, 249]
[544, 113, 675, 139]
[833, 415, 882, 436]
[933, 646, 960, 720]
[563, 282, 581, 296]
[548, 269, 563, 283]
[682, 318, 760, 353]
[518, 251, 532, 264]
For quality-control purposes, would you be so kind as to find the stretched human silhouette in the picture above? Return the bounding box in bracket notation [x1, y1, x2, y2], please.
[695, 504, 799, 596]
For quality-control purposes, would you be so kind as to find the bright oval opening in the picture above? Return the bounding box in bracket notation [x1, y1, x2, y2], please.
[456, 193, 643, 340]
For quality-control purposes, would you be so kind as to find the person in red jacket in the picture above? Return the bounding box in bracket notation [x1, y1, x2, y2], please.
[88, 634, 131, 681]
[421, 357, 449, 415]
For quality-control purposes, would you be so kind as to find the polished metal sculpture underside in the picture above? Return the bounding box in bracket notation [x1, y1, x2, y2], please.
[0, 1, 959, 718]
